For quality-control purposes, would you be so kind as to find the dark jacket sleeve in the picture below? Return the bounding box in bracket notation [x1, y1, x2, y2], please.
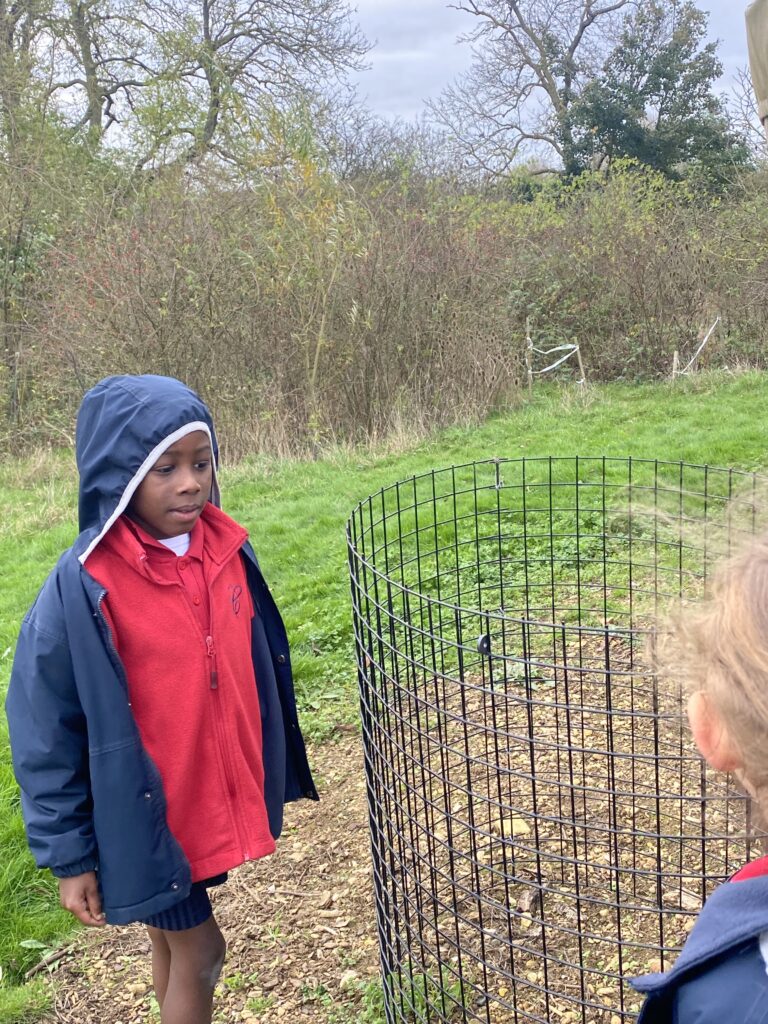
[637, 938, 768, 1024]
[5, 576, 97, 877]
[637, 991, 672, 1024]
[671, 942, 768, 1024]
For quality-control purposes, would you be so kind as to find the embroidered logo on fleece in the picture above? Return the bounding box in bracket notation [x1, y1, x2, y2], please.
[229, 584, 243, 616]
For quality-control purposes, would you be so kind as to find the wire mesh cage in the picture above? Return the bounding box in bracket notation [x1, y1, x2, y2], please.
[346, 457, 766, 1024]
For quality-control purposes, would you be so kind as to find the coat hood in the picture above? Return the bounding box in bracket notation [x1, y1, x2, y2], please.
[75, 375, 220, 562]
[632, 874, 768, 999]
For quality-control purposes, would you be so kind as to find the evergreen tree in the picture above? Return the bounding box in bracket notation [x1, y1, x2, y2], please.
[571, 1, 751, 184]
[433, 0, 750, 186]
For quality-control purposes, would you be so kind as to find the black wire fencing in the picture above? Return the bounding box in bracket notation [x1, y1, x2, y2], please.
[347, 457, 766, 1024]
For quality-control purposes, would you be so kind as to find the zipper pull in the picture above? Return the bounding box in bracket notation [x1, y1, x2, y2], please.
[206, 636, 218, 689]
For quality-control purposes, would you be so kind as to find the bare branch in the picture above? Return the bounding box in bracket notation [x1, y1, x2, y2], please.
[2, 0, 370, 165]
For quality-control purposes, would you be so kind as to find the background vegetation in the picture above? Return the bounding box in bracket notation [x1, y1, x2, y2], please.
[4, 153, 768, 457]
[1, 0, 767, 457]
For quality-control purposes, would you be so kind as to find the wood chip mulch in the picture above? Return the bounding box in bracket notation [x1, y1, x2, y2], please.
[40, 730, 380, 1023]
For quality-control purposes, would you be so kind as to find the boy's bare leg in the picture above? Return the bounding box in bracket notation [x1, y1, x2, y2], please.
[156, 917, 226, 1024]
[146, 926, 171, 1007]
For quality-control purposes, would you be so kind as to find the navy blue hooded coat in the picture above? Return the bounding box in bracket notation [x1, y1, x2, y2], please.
[5, 375, 317, 924]
[633, 875, 768, 1023]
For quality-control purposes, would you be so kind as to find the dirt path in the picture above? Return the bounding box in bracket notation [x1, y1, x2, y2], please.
[41, 733, 380, 1023]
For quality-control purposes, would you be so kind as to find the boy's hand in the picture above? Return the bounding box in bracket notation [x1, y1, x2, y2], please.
[58, 872, 106, 927]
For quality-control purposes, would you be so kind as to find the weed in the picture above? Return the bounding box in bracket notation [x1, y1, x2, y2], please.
[358, 978, 388, 1023]
[385, 962, 468, 1022]
[222, 970, 259, 991]
[245, 994, 275, 1013]
[299, 981, 332, 1005]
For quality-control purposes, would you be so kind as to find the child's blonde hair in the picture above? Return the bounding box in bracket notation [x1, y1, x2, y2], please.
[678, 534, 768, 802]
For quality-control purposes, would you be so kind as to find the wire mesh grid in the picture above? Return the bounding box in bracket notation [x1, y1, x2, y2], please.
[346, 456, 766, 1024]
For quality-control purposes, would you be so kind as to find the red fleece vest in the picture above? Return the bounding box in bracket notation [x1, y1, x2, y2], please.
[86, 505, 275, 882]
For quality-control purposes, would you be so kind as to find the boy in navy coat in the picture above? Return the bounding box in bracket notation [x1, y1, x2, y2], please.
[6, 375, 317, 1023]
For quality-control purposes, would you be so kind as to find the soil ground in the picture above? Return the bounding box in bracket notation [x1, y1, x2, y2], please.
[40, 732, 380, 1024]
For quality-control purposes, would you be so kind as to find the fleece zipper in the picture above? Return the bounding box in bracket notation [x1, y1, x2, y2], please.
[96, 591, 130, 695]
[206, 630, 251, 862]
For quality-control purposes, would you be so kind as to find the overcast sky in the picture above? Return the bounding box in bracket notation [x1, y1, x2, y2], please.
[350, 1, 750, 121]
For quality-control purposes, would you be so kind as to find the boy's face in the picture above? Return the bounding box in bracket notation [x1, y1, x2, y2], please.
[128, 430, 213, 539]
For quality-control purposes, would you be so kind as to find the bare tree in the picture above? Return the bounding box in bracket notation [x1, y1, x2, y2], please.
[0, 0, 54, 146]
[429, 0, 636, 176]
[142, 0, 369, 165]
[318, 97, 456, 184]
[3, 0, 368, 164]
[729, 66, 768, 161]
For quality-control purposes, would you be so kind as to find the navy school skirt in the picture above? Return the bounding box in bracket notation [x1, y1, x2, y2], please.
[140, 874, 228, 931]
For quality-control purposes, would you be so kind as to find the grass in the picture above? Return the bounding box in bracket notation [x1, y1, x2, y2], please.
[1, 371, 768, 1019]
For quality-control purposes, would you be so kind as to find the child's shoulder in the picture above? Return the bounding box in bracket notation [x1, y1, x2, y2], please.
[673, 930, 768, 1022]
[634, 876, 768, 1022]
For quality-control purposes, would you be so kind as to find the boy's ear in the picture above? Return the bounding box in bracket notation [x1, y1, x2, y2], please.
[687, 691, 743, 774]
